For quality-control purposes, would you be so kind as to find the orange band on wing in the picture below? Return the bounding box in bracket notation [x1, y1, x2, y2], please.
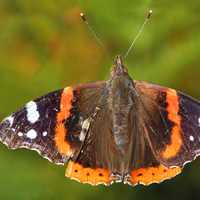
[162, 89, 182, 159]
[55, 87, 74, 156]
[129, 165, 181, 185]
[65, 161, 113, 185]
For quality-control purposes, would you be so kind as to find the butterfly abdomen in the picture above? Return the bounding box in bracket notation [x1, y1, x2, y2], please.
[108, 75, 135, 155]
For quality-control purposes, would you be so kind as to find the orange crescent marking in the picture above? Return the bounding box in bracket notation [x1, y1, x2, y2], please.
[55, 87, 74, 156]
[129, 165, 181, 185]
[162, 89, 182, 159]
[65, 161, 113, 185]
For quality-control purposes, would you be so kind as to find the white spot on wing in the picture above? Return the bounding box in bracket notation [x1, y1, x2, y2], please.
[79, 119, 90, 141]
[198, 117, 200, 127]
[79, 130, 86, 142]
[17, 132, 23, 137]
[189, 135, 194, 142]
[26, 101, 40, 123]
[42, 131, 47, 136]
[26, 129, 37, 139]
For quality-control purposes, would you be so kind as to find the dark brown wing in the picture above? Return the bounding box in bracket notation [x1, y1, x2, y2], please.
[126, 80, 200, 186]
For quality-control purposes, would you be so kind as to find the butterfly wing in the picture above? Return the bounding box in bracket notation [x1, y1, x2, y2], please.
[126, 80, 200, 185]
[0, 82, 106, 165]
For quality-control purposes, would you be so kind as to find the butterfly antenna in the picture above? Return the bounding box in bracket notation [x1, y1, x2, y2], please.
[80, 12, 104, 48]
[124, 9, 153, 58]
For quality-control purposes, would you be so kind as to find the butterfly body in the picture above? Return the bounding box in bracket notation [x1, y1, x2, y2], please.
[107, 57, 134, 156]
[0, 55, 200, 186]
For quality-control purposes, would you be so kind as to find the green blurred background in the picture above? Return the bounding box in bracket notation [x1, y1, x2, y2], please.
[0, 0, 200, 199]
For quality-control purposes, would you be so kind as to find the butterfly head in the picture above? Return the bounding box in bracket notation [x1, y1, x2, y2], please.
[111, 55, 128, 78]
[110, 55, 135, 95]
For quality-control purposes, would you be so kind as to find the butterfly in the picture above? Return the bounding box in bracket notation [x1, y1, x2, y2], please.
[0, 55, 200, 186]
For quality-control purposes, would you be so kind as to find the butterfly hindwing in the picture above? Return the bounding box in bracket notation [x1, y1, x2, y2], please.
[65, 106, 117, 185]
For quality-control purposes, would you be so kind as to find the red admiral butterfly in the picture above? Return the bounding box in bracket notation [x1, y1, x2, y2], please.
[0, 55, 200, 186]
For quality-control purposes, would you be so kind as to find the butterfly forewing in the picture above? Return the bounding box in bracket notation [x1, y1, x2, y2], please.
[135, 81, 200, 167]
[0, 82, 107, 166]
[0, 89, 67, 164]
